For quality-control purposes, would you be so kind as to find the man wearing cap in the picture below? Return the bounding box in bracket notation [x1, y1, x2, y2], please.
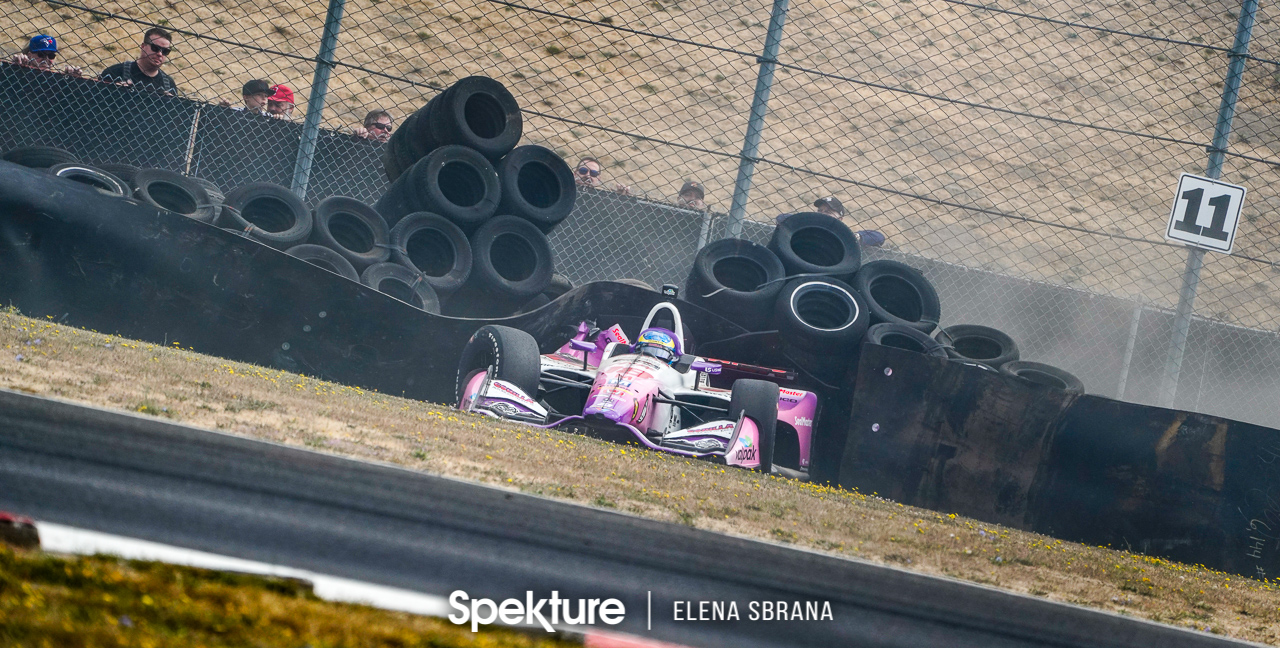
[676, 180, 707, 211]
[98, 27, 177, 94]
[266, 85, 296, 120]
[10, 35, 81, 76]
[218, 79, 272, 114]
[779, 196, 886, 247]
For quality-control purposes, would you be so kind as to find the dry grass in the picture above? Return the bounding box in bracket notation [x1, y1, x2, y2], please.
[4, 0, 1280, 328]
[1, 310, 1279, 643]
[0, 543, 577, 647]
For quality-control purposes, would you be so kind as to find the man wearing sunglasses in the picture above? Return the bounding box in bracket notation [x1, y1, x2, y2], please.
[575, 156, 631, 195]
[354, 109, 394, 142]
[98, 27, 177, 95]
[9, 35, 81, 77]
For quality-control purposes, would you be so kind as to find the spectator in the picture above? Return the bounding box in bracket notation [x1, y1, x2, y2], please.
[266, 84, 295, 119]
[575, 156, 630, 195]
[218, 79, 272, 114]
[811, 196, 885, 247]
[354, 109, 393, 142]
[676, 180, 706, 211]
[98, 27, 177, 95]
[9, 35, 81, 77]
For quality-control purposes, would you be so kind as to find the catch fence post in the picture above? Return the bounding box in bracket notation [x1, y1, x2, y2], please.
[1158, 0, 1256, 407]
[290, 0, 346, 200]
[726, 0, 790, 237]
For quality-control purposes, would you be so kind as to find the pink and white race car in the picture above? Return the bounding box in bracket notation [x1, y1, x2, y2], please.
[455, 301, 818, 476]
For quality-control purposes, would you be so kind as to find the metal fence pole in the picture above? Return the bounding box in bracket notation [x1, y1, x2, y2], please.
[290, 0, 346, 200]
[1158, 0, 1257, 408]
[726, 0, 789, 237]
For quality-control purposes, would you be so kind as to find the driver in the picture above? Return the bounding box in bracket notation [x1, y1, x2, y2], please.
[633, 328, 678, 364]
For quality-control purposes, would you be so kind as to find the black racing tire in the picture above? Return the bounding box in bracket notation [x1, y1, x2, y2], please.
[936, 324, 1019, 368]
[495, 145, 576, 232]
[377, 145, 501, 231]
[768, 211, 861, 280]
[360, 262, 441, 314]
[2, 145, 77, 169]
[188, 176, 225, 206]
[429, 76, 523, 161]
[543, 273, 574, 300]
[685, 238, 786, 331]
[98, 163, 141, 188]
[1001, 360, 1085, 395]
[401, 102, 441, 164]
[389, 212, 472, 298]
[466, 215, 553, 302]
[222, 182, 313, 249]
[728, 379, 778, 474]
[852, 260, 941, 334]
[773, 277, 869, 354]
[133, 169, 217, 223]
[48, 163, 129, 197]
[311, 196, 391, 271]
[285, 244, 360, 282]
[865, 322, 949, 358]
[455, 324, 541, 406]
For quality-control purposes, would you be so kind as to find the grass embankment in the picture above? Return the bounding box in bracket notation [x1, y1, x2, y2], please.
[0, 543, 576, 648]
[1, 310, 1278, 644]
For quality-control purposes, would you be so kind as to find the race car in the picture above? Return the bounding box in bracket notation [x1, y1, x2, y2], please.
[455, 301, 818, 476]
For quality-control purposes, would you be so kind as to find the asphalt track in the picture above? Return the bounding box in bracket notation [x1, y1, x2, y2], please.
[0, 389, 1255, 648]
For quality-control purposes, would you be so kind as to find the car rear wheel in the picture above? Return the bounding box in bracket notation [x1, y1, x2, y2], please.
[728, 379, 778, 474]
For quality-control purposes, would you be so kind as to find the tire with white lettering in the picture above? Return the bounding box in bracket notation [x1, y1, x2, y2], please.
[852, 260, 941, 334]
[728, 379, 778, 474]
[768, 211, 861, 281]
[1000, 360, 1085, 395]
[133, 169, 218, 223]
[773, 277, 869, 354]
[221, 182, 313, 248]
[311, 196, 391, 271]
[48, 163, 129, 198]
[285, 244, 360, 282]
[455, 325, 541, 407]
[686, 238, 786, 331]
[865, 322, 948, 358]
[935, 324, 1019, 368]
[360, 262, 440, 314]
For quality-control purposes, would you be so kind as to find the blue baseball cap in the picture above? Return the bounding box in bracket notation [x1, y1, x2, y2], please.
[28, 35, 57, 53]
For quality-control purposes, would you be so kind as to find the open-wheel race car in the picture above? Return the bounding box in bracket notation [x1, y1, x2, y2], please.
[455, 301, 818, 476]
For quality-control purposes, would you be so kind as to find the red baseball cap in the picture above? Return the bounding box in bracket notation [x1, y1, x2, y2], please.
[268, 85, 295, 104]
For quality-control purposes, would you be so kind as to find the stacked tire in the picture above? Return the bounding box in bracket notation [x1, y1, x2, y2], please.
[374, 75, 575, 318]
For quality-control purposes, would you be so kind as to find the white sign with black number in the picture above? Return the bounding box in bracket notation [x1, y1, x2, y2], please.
[1164, 173, 1246, 253]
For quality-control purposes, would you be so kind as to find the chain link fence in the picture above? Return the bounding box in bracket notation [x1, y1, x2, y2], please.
[3, 0, 1280, 427]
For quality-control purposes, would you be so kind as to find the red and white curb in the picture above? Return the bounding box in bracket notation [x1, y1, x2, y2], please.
[3, 512, 690, 648]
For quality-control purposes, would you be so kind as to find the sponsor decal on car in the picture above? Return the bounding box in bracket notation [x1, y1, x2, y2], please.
[794, 416, 813, 428]
[604, 324, 630, 345]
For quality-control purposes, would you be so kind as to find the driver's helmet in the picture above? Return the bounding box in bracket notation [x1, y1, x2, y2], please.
[633, 327, 680, 364]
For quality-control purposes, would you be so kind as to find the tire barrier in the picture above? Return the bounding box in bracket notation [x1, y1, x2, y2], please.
[221, 182, 313, 249]
[132, 169, 218, 223]
[48, 163, 129, 198]
[375, 145, 501, 231]
[360, 262, 441, 314]
[189, 176, 225, 206]
[385, 76, 523, 181]
[773, 277, 869, 355]
[864, 322, 949, 358]
[686, 238, 786, 332]
[310, 196, 391, 271]
[388, 212, 472, 299]
[495, 145, 576, 233]
[98, 163, 140, 188]
[1001, 360, 1085, 395]
[516, 293, 551, 314]
[544, 272, 574, 300]
[768, 212, 861, 281]
[1, 145, 77, 169]
[285, 243, 360, 282]
[447, 215, 553, 317]
[852, 259, 941, 334]
[936, 324, 1019, 368]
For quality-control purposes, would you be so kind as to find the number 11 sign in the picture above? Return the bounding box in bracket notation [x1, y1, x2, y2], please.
[1165, 173, 1246, 254]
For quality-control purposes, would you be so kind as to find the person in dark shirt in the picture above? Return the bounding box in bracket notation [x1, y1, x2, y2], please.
[98, 27, 176, 95]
